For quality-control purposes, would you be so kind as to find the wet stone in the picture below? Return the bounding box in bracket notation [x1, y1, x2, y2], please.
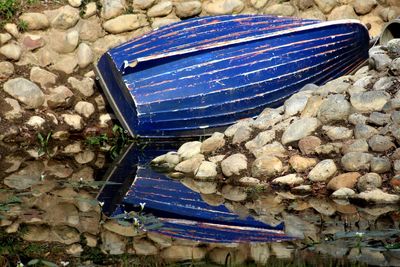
[221, 185, 247, 201]
[194, 161, 217, 180]
[4, 161, 44, 190]
[175, 154, 204, 175]
[355, 189, 400, 204]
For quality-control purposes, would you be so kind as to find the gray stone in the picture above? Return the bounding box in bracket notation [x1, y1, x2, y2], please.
[390, 58, 400, 76]
[368, 112, 391, 126]
[83, 2, 97, 18]
[373, 77, 395, 91]
[245, 130, 275, 152]
[351, 91, 390, 112]
[19, 13, 49, 30]
[341, 139, 369, 154]
[177, 141, 201, 160]
[224, 118, 253, 137]
[272, 174, 304, 186]
[317, 78, 351, 96]
[50, 29, 79, 54]
[0, 43, 21, 60]
[252, 156, 283, 178]
[4, 162, 44, 190]
[354, 189, 400, 204]
[370, 157, 391, 173]
[232, 125, 252, 144]
[74, 101, 95, 118]
[250, 0, 268, 9]
[317, 94, 351, 123]
[68, 77, 94, 97]
[0, 61, 14, 81]
[328, 5, 358, 20]
[341, 152, 373, 171]
[221, 153, 247, 177]
[51, 54, 78, 74]
[147, 1, 173, 17]
[354, 124, 378, 139]
[391, 111, 400, 124]
[369, 47, 392, 71]
[30, 67, 57, 88]
[103, 14, 148, 33]
[252, 109, 283, 130]
[322, 126, 352, 140]
[221, 185, 247, 201]
[101, 0, 125, 19]
[357, 173, 382, 192]
[61, 114, 83, 130]
[349, 113, 368, 125]
[47, 86, 74, 108]
[308, 159, 337, 182]
[49, 5, 80, 29]
[353, 0, 377, 15]
[3, 98, 22, 120]
[194, 161, 217, 180]
[27, 116, 46, 129]
[387, 38, 400, 54]
[368, 135, 395, 152]
[175, 154, 204, 174]
[281, 118, 320, 145]
[204, 0, 244, 15]
[201, 132, 225, 153]
[264, 3, 295, 16]
[284, 94, 309, 117]
[3, 78, 45, 109]
[77, 43, 94, 68]
[175, 0, 201, 18]
[331, 188, 356, 199]
[315, 0, 337, 13]
[253, 141, 286, 158]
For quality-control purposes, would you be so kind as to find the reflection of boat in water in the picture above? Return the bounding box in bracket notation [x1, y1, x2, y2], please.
[95, 15, 370, 137]
[97, 143, 293, 243]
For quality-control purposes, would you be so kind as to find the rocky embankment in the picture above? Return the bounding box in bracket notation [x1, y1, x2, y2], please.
[153, 38, 400, 206]
[0, 0, 399, 145]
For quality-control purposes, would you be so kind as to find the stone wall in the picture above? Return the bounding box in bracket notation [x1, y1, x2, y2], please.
[0, 0, 399, 142]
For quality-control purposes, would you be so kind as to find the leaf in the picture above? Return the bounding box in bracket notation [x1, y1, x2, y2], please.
[28, 259, 40, 265]
[41, 260, 58, 267]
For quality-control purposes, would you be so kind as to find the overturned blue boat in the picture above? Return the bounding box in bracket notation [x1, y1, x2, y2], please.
[95, 15, 370, 137]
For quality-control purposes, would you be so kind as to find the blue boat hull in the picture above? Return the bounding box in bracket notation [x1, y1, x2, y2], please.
[97, 143, 292, 243]
[95, 15, 369, 137]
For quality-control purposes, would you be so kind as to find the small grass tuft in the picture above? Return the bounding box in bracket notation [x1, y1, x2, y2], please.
[17, 19, 28, 32]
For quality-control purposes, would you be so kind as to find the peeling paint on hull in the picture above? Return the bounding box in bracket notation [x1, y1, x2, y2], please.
[96, 15, 369, 137]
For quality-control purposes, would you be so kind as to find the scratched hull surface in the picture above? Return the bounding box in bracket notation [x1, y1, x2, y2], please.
[96, 15, 369, 137]
[97, 143, 292, 243]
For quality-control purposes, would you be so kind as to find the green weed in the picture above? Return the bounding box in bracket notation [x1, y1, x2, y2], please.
[0, 0, 19, 20]
[37, 132, 52, 156]
[17, 19, 28, 32]
[27, 259, 58, 267]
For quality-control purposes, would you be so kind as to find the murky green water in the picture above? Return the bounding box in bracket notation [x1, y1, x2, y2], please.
[0, 141, 399, 266]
